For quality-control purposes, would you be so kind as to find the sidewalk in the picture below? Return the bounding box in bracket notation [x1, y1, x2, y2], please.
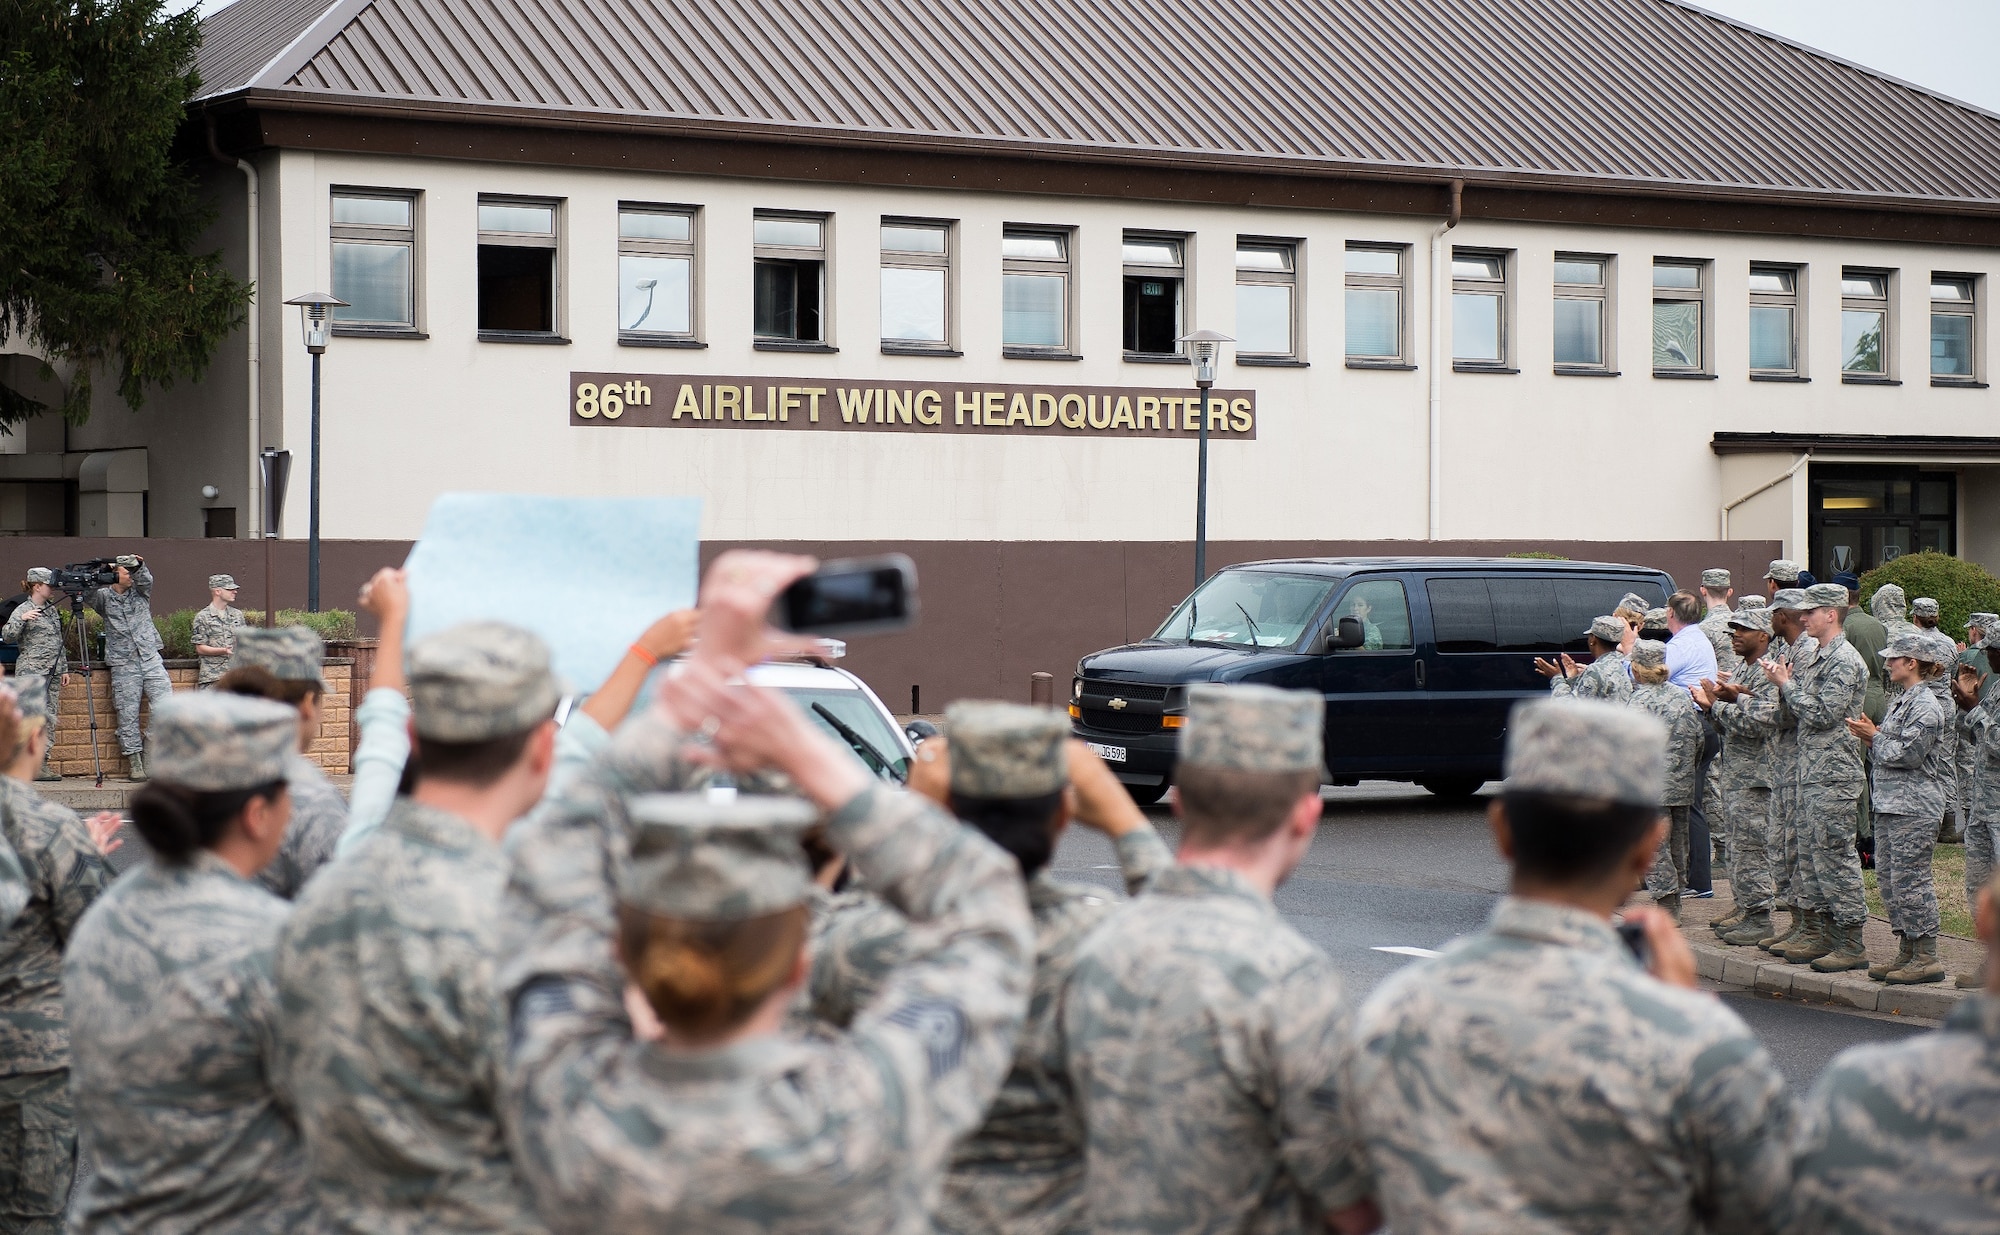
[1659, 879, 1973, 1023]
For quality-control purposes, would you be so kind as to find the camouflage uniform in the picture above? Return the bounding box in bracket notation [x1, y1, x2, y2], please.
[87, 562, 173, 758]
[1781, 591, 1872, 939]
[1345, 699, 1794, 1235]
[1960, 664, 2000, 912]
[231, 627, 348, 898]
[273, 622, 561, 1235]
[63, 692, 315, 1233]
[191, 602, 246, 688]
[0, 772, 111, 1230]
[807, 886, 910, 1028]
[1869, 641, 1949, 941]
[1792, 994, 2000, 1232]
[1954, 619, 1994, 841]
[1627, 643, 1703, 904]
[4, 575, 67, 749]
[1550, 617, 1631, 704]
[1766, 611, 1818, 919]
[1710, 618, 1780, 916]
[1060, 685, 1369, 1234]
[503, 761, 1034, 1235]
[0, 833, 22, 933]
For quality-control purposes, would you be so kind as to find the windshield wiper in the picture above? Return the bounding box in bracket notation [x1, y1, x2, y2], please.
[812, 702, 895, 780]
[1234, 603, 1266, 650]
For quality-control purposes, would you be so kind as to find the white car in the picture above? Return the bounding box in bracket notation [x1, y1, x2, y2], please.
[744, 657, 915, 784]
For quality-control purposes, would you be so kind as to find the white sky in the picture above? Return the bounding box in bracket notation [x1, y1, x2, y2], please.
[173, 0, 2000, 115]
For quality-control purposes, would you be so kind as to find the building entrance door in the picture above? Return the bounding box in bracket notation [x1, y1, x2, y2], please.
[1809, 464, 1956, 579]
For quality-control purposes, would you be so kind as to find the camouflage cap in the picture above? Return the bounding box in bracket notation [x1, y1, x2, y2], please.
[1700, 568, 1731, 589]
[1737, 595, 1768, 611]
[208, 574, 238, 591]
[1727, 607, 1773, 634]
[1642, 607, 1669, 631]
[1883, 631, 1927, 662]
[1503, 699, 1666, 809]
[1627, 639, 1667, 669]
[619, 793, 819, 921]
[408, 621, 564, 742]
[945, 700, 1068, 799]
[148, 692, 297, 792]
[1912, 597, 1940, 619]
[231, 625, 328, 690]
[1771, 588, 1813, 612]
[1969, 613, 2000, 631]
[1616, 592, 1650, 615]
[12, 674, 47, 730]
[24, 568, 52, 586]
[1926, 632, 1961, 665]
[1805, 583, 1851, 610]
[1178, 682, 1323, 775]
[113, 555, 140, 569]
[1764, 559, 1803, 583]
[1588, 615, 1625, 644]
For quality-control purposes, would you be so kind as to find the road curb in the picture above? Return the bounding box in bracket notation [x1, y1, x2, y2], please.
[1690, 937, 1963, 1021]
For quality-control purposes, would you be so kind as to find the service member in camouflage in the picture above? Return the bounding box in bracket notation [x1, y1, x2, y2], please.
[1952, 645, 2000, 957]
[1766, 582, 1874, 972]
[191, 574, 245, 688]
[1060, 684, 1378, 1235]
[1791, 870, 2000, 1232]
[1694, 607, 1781, 945]
[1628, 640, 1703, 919]
[1759, 589, 1819, 954]
[1342, 698, 1795, 1235]
[1538, 615, 1632, 703]
[931, 705, 1173, 1235]
[0, 677, 112, 1231]
[502, 645, 1033, 1234]
[218, 625, 347, 898]
[1956, 613, 1998, 885]
[86, 555, 174, 779]
[1911, 599, 1963, 841]
[63, 692, 315, 1233]
[275, 621, 563, 1234]
[1763, 557, 1803, 598]
[1698, 567, 1741, 676]
[4, 568, 69, 780]
[1849, 632, 1953, 984]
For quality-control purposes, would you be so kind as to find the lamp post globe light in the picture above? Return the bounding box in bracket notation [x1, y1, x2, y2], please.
[282, 291, 347, 612]
[1177, 328, 1233, 587]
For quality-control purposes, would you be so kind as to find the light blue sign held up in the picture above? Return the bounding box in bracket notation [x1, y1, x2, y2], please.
[403, 493, 701, 693]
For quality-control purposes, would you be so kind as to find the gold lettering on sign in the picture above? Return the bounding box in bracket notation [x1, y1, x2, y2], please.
[1058, 393, 1085, 429]
[916, 389, 942, 425]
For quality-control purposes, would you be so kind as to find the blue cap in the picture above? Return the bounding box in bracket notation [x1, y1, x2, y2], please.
[1797, 570, 1818, 588]
[1832, 571, 1861, 591]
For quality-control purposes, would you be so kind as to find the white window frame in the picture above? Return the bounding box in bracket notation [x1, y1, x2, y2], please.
[1930, 272, 1979, 385]
[879, 216, 955, 353]
[1552, 253, 1612, 374]
[1748, 263, 1803, 379]
[1235, 237, 1302, 362]
[1122, 231, 1189, 360]
[753, 210, 831, 347]
[1450, 248, 1510, 369]
[330, 188, 419, 334]
[616, 203, 698, 346]
[475, 194, 562, 340]
[1840, 266, 1894, 380]
[1651, 258, 1711, 376]
[1344, 243, 1408, 366]
[1001, 225, 1075, 357]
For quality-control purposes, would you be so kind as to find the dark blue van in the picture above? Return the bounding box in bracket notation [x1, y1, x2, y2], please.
[1069, 557, 1674, 803]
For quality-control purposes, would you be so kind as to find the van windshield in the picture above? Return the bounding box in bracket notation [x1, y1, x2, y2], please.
[1154, 571, 1338, 649]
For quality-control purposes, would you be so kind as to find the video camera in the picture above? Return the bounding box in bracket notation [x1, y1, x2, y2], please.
[51, 559, 118, 598]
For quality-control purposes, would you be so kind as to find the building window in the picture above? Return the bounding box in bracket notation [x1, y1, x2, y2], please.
[477, 197, 559, 336]
[1451, 250, 1507, 365]
[331, 190, 416, 329]
[617, 205, 695, 340]
[1235, 239, 1298, 359]
[880, 219, 951, 348]
[1840, 268, 1892, 376]
[754, 212, 827, 344]
[1932, 274, 1977, 380]
[1749, 264, 1800, 376]
[1553, 254, 1608, 370]
[1344, 244, 1404, 362]
[1002, 227, 1071, 353]
[1123, 233, 1186, 356]
[1652, 259, 1707, 373]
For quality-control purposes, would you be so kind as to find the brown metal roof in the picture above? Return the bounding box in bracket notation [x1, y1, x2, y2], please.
[195, 0, 2000, 215]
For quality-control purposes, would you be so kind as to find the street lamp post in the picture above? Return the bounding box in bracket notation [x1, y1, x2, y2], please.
[283, 292, 347, 612]
[1178, 328, 1234, 587]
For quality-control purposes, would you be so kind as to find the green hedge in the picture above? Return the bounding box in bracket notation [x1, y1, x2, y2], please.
[53, 608, 357, 662]
[1506, 551, 1570, 560]
[1858, 552, 2000, 637]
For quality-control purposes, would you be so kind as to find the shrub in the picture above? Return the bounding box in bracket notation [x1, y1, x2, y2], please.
[1506, 551, 1570, 560]
[153, 609, 358, 660]
[1858, 552, 2000, 637]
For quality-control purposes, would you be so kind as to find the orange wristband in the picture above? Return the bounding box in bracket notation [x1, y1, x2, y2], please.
[628, 643, 659, 667]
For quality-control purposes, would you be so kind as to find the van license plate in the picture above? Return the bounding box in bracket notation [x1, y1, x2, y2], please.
[1086, 743, 1127, 763]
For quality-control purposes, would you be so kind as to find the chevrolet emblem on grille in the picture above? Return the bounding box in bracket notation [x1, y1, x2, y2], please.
[1108, 698, 1128, 710]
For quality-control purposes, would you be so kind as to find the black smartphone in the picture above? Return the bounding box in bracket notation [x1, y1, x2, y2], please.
[1615, 920, 1651, 970]
[775, 555, 919, 636]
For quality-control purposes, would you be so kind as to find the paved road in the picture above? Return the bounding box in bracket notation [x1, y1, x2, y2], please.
[1049, 780, 1927, 1089]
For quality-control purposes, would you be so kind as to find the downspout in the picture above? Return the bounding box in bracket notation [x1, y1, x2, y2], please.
[1721, 451, 1810, 539]
[206, 115, 261, 537]
[1428, 179, 1463, 541]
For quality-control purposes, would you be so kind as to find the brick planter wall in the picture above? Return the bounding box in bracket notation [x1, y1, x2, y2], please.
[29, 659, 353, 779]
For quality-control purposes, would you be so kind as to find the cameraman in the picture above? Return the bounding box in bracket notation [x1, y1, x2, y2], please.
[87, 555, 173, 781]
[2, 569, 69, 781]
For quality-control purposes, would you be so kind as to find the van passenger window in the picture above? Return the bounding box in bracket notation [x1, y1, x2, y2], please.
[1428, 579, 1496, 652]
[1557, 580, 1656, 652]
[1428, 577, 1570, 653]
[1336, 580, 1411, 649]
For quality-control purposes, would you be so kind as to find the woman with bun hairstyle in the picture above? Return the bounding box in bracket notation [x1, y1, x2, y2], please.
[62, 692, 319, 1234]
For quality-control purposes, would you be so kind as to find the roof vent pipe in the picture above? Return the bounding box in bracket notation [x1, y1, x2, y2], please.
[206, 114, 261, 537]
[1427, 179, 1463, 541]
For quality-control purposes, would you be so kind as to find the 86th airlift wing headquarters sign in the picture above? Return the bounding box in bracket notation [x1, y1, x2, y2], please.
[569, 373, 1256, 440]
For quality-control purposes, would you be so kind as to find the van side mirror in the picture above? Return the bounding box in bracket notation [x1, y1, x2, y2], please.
[1322, 616, 1366, 652]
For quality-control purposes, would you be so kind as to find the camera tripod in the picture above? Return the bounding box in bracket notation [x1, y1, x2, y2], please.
[65, 593, 107, 787]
